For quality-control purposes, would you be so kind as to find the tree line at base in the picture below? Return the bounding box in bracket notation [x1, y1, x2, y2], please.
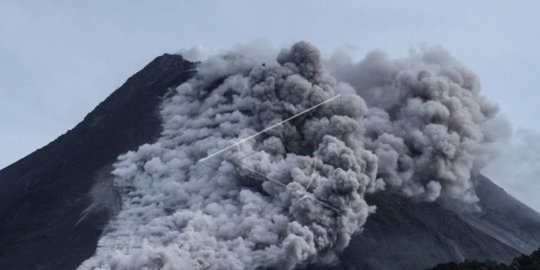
[430, 247, 540, 270]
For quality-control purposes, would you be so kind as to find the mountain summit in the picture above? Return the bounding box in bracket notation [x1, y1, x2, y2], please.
[0, 54, 195, 270]
[0, 48, 539, 270]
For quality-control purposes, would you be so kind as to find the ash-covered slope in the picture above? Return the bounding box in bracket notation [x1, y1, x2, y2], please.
[0, 54, 195, 270]
[0, 53, 538, 270]
[314, 174, 540, 270]
[309, 179, 520, 270]
[310, 173, 540, 270]
[458, 175, 540, 254]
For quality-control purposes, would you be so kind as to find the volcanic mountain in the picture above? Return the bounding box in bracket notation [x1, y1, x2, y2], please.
[0, 53, 539, 270]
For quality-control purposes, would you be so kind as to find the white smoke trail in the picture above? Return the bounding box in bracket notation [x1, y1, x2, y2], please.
[79, 42, 505, 269]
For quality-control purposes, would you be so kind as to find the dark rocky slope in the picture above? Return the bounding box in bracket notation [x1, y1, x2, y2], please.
[0, 54, 195, 270]
[458, 175, 540, 255]
[309, 180, 531, 270]
[0, 54, 538, 270]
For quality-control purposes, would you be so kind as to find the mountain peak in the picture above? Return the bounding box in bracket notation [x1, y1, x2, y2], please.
[0, 52, 538, 270]
[0, 54, 195, 270]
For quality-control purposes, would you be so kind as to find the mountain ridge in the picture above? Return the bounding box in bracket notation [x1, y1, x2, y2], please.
[0, 54, 538, 270]
[0, 54, 195, 270]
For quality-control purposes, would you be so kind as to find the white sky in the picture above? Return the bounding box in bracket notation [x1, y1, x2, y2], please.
[1, 1, 539, 209]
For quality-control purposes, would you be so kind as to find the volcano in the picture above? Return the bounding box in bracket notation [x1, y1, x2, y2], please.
[0, 53, 538, 270]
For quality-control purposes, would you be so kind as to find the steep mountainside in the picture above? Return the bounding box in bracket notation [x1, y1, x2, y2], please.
[309, 177, 540, 270]
[0, 55, 195, 270]
[0, 54, 538, 270]
[458, 175, 540, 254]
[310, 186, 521, 270]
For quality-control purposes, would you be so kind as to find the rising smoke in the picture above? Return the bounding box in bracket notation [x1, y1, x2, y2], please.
[79, 42, 505, 270]
[330, 47, 505, 203]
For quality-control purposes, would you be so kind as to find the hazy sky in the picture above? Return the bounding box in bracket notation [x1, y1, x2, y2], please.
[1, 1, 539, 209]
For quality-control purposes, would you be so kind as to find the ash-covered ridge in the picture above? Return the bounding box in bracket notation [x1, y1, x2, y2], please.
[79, 42, 506, 270]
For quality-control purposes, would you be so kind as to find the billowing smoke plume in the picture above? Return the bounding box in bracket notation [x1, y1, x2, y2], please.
[330, 47, 504, 203]
[79, 42, 504, 270]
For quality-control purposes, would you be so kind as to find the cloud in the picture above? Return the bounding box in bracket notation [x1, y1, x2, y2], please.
[330, 46, 506, 203]
[176, 45, 210, 62]
[79, 41, 506, 270]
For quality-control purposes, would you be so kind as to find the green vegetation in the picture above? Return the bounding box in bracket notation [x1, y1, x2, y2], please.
[429, 247, 540, 270]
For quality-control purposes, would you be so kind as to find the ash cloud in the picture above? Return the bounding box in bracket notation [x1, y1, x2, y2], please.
[79, 42, 506, 270]
[176, 45, 210, 62]
[330, 47, 505, 203]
